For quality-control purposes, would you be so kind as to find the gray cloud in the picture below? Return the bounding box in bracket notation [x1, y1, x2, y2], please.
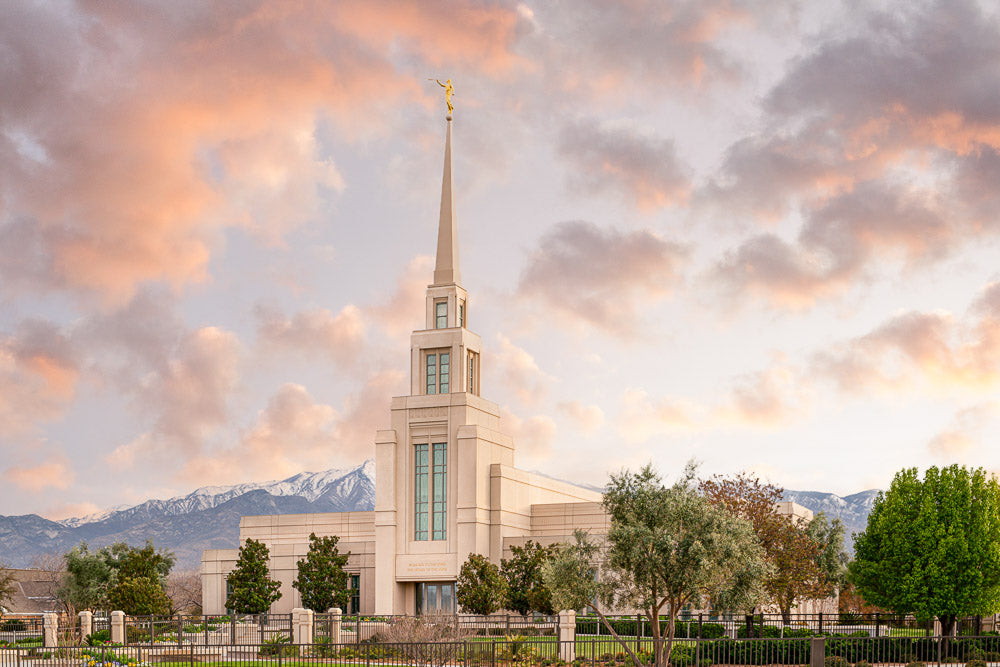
[518, 221, 686, 335]
[558, 118, 690, 210]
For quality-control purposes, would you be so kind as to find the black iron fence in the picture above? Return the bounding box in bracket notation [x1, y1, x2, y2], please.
[579, 612, 993, 639]
[118, 614, 293, 645]
[0, 616, 43, 647]
[2, 635, 1000, 666]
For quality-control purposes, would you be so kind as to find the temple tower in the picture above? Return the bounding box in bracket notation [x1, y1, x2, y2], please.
[373, 115, 515, 615]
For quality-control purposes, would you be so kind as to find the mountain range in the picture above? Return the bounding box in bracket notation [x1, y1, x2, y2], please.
[0, 461, 877, 568]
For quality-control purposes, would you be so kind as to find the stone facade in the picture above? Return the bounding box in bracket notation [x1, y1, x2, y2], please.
[200, 116, 822, 616]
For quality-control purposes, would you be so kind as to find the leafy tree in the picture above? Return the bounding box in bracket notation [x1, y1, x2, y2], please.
[292, 533, 351, 612]
[0, 563, 17, 614]
[501, 540, 556, 616]
[59, 543, 115, 612]
[115, 541, 175, 582]
[851, 465, 1000, 636]
[702, 472, 846, 624]
[544, 463, 770, 667]
[226, 539, 282, 614]
[806, 512, 848, 591]
[456, 553, 507, 615]
[107, 576, 171, 615]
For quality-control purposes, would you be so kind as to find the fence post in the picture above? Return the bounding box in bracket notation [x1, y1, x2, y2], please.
[42, 612, 58, 648]
[79, 610, 93, 641]
[876, 613, 881, 638]
[810, 637, 826, 667]
[327, 608, 342, 644]
[558, 610, 576, 663]
[111, 611, 125, 645]
[177, 615, 183, 645]
[698, 613, 703, 639]
[818, 612, 824, 635]
[291, 608, 313, 645]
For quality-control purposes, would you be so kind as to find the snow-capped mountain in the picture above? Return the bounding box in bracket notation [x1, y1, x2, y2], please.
[0, 461, 376, 569]
[782, 488, 881, 546]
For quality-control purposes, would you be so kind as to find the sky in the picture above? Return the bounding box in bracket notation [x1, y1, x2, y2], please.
[3, 0, 1000, 520]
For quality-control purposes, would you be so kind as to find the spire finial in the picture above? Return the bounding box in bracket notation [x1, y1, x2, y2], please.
[430, 78, 454, 116]
[433, 115, 460, 285]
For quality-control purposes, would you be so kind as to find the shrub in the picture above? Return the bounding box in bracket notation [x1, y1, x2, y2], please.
[856, 661, 872, 667]
[258, 634, 298, 657]
[825, 656, 850, 667]
[84, 630, 112, 646]
[967, 660, 986, 667]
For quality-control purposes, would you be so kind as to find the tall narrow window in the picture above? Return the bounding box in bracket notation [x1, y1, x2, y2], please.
[425, 349, 450, 395]
[414, 444, 429, 540]
[435, 300, 448, 329]
[467, 351, 479, 396]
[458, 301, 465, 328]
[426, 354, 437, 395]
[431, 442, 447, 540]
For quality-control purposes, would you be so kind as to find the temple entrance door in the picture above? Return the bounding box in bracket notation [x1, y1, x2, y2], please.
[416, 581, 456, 615]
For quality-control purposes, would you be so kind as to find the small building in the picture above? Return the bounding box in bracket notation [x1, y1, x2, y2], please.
[1, 568, 64, 615]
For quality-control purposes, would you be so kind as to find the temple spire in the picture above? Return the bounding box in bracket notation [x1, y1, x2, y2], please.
[433, 116, 460, 286]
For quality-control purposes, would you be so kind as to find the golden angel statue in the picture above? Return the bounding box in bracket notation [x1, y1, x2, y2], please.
[430, 78, 454, 114]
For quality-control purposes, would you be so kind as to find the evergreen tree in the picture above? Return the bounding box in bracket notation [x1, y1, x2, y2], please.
[292, 533, 351, 612]
[501, 540, 556, 615]
[456, 553, 507, 615]
[107, 576, 171, 615]
[226, 539, 282, 614]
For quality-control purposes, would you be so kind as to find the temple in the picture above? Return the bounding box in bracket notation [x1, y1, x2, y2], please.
[201, 115, 603, 615]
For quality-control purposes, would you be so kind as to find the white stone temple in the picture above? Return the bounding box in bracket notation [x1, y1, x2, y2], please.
[201, 115, 606, 616]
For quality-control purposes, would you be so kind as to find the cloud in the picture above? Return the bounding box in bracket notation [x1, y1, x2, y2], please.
[558, 118, 690, 210]
[518, 221, 686, 335]
[718, 362, 806, 426]
[705, 0, 1000, 307]
[256, 304, 366, 369]
[109, 326, 242, 468]
[557, 401, 606, 433]
[493, 334, 552, 405]
[927, 402, 999, 460]
[713, 182, 951, 307]
[813, 283, 1000, 394]
[617, 388, 697, 443]
[525, 0, 762, 99]
[371, 255, 434, 339]
[2, 456, 74, 493]
[0, 1, 524, 302]
[503, 411, 557, 464]
[0, 319, 78, 438]
[180, 370, 405, 486]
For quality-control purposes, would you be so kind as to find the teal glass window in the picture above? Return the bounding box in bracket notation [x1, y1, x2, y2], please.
[432, 442, 447, 540]
[425, 354, 437, 395]
[435, 301, 447, 328]
[439, 352, 449, 394]
[414, 444, 429, 540]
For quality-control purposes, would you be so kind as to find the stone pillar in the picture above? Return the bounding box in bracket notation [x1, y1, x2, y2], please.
[327, 608, 342, 644]
[43, 613, 58, 648]
[810, 637, 826, 667]
[558, 610, 576, 662]
[292, 608, 313, 645]
[79, 610, 93, 640]
[111, 611, 125, 645]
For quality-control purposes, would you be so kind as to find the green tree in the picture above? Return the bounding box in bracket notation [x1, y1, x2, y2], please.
[851, 465, 1000, 636]
[59, 543, 115, 612]
[702, 472, 846, 624]
[544, 463, 770, 667]
[226, 539, 282, 614]
[115, 541, 175, 582]
[292, 533, 351, 612]
[456, 553, 507, 615]
[501, 540, 556, 616]
[107, 576, 171, 615]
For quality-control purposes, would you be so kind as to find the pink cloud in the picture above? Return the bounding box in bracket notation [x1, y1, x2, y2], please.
[518, 221, 687, 336]
[558, 118, 690, 211]
[2, 456, 74, 493]
[256, 304, 366, 370]
[0, 320, 78, 438]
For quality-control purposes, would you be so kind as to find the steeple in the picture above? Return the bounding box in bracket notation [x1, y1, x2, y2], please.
[433, 117, 460, 286]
